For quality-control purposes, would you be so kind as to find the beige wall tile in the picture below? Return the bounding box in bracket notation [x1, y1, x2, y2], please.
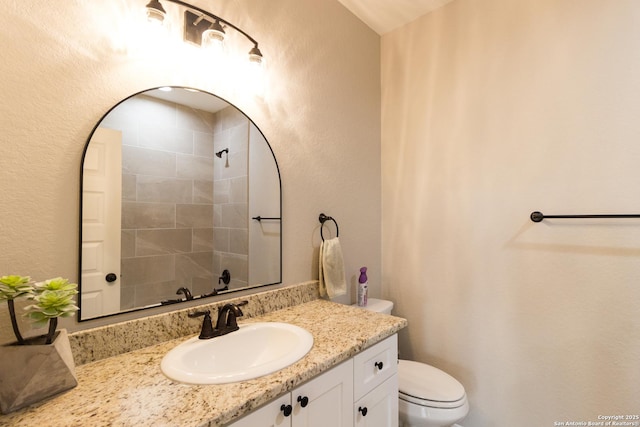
[122, 146, 176, 177]
[176, 204, 213, 228]
[136, 229, 192, 256]
[229, 176, 247, 204]
[122, 202, 176, 229]
[229, 228, 248, 255]
[175, 252, 214, 280]
[138, 124, 194, 154]
[176, 154, 214, 181]
[194, 131, 215, 158]
[121, 230, 135, 259]
[192, 228, 214, 252]
[220, 203, 247, 228]
[193, 180, 213, 204]
[134, 279, 182, 308]
[122, 174, 137, 201]
[121, 255, 175, 286]
[136, 176, 193, 204]
[213, 227, 230, 252]
[213, 179, 230, 204]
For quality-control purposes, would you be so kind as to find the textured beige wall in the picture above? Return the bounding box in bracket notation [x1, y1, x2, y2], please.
[382, 0, 640, 425]
[0, 0, 380, 336]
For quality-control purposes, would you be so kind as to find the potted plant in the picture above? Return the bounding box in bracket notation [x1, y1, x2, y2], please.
[0, 275, 79, 414]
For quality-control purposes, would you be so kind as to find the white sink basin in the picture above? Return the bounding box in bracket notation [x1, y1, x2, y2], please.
[161, 322, 314, 384]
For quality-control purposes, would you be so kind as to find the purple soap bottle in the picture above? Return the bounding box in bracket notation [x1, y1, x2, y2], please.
[357, 267, 368, 307]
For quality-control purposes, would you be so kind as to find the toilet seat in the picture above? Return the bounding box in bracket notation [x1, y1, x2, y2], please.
[398, 360, 467, 410]
[399, 391, 467, 409]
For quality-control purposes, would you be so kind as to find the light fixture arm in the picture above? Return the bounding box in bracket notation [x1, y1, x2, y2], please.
[164, 0, 260, 49]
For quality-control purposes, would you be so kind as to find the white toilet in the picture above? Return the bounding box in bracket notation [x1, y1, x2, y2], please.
[354, 299, 469, 427]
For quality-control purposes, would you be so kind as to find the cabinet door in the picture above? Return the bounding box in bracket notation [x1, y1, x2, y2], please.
[228, 395, 292, 427]
[354, 374, 398, 427]
[292, 360, 354, 427]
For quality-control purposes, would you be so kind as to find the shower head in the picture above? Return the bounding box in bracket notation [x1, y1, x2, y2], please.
[215, 148, 229, 158]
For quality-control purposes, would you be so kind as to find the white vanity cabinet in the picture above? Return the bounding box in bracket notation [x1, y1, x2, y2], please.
[228, 334, 398, 427]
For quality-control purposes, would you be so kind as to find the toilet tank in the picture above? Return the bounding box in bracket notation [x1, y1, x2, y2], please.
[352, 298, 394, 315]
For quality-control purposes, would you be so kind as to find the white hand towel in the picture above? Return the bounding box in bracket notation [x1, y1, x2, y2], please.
[319, 237, 347, 298]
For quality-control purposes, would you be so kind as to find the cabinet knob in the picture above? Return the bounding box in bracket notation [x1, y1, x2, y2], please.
[375, 361, 384, 370]
[358, 406, 368, 416]
[280, 404, 292, 417]
[105, 273, 117, 283]
[297, 395, 309, 408]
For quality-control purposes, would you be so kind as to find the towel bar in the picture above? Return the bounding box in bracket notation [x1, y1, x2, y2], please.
[319, 213, 339, 241]
[252, 216, 281, 222]
[530, 211, 640, 222]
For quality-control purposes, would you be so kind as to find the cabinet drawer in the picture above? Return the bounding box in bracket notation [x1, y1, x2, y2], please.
[353, 334, 398, 400]
[354, 374, 398, 427]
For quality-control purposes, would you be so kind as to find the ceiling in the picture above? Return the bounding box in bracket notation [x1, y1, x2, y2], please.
[147, 88, 229, 113]
[336, 0, 454, 34]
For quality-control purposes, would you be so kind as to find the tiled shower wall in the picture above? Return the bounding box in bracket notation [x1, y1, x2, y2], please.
[212, 107, 249, 290]
[100, 95, 249, 309]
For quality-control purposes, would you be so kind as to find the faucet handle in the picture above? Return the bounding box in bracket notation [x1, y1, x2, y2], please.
[188, 310, 216, 339]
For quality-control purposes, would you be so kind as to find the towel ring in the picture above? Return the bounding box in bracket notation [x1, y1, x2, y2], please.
[319, 213, 339, 241]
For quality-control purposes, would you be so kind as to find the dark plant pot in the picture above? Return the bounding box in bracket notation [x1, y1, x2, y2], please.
[0, 329, 77, 414]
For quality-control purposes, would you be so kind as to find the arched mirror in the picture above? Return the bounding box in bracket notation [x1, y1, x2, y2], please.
[79, 87, 281, 321]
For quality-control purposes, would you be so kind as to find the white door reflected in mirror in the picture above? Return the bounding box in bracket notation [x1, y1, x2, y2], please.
[81, 128, 122, 318]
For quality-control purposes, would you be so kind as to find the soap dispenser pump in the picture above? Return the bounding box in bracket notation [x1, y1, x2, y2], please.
[357, 267, 368, 307]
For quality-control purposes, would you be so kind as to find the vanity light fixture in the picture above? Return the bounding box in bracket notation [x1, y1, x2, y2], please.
[144, 0, 264, 66]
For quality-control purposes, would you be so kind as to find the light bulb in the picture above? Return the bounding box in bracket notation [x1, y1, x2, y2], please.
[202, 20, 225, 48]
[145, 0, 166, 25]
[248, 45, 263, 66]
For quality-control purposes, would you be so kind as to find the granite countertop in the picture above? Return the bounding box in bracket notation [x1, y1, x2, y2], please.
[1, 299, 407, 427]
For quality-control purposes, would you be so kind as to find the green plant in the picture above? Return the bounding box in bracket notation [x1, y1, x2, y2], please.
[0, 275, 78, 345]
[0, 275, 33, 345]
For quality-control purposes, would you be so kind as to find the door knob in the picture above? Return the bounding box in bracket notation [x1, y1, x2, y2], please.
[358, 406, 368, 416]
[105, 273, 117, 283]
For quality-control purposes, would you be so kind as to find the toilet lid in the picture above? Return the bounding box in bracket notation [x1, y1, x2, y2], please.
[351, 298, 394, 314]
[398, 360, 466, 403]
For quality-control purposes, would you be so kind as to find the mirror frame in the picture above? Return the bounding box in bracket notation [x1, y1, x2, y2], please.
[78, 86, 282, 322]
